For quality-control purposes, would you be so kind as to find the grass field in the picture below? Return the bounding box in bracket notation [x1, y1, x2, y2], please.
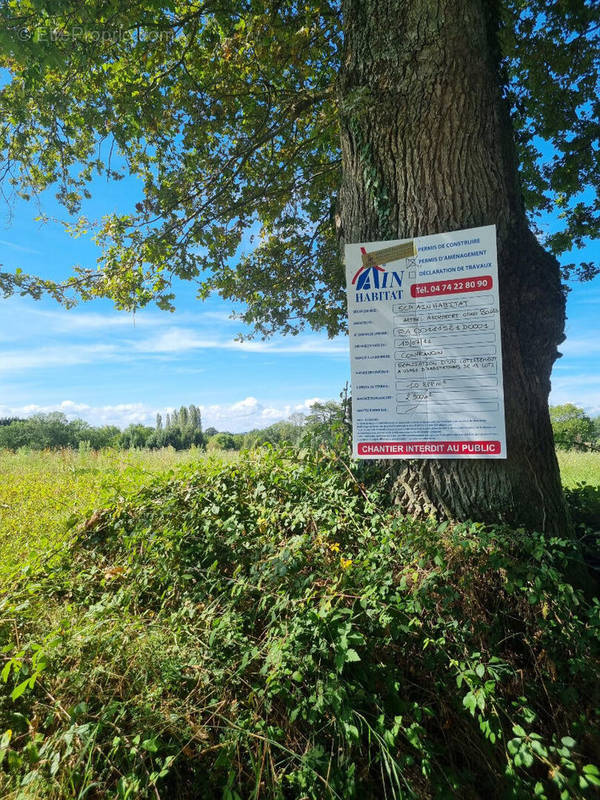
[0, 447, 237, 580]
[1, 447, 597, 582]
[556, 448, 600, 487]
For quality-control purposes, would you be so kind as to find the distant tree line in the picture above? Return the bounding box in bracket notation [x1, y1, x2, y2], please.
[0, 401, 596, 453]
[0, 413, 121, 450]
[0, 400, 350, 452]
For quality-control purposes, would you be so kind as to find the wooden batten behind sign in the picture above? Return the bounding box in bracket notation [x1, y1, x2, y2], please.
[361, 240, 417, 268]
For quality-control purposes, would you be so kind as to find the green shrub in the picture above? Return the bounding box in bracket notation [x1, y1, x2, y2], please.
[564, 482, 600, 582]
[206, 432, 238, 451]
[565, 483, 600, 531]
[1, 448, 599, 799]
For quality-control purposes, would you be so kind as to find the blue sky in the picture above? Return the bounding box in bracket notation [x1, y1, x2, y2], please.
[0, 170, 598, 431]
[0, 172, 352, 431]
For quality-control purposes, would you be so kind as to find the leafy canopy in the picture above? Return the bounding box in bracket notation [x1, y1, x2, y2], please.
[550, 403, 596, 449]
[0, 0, 598, 336]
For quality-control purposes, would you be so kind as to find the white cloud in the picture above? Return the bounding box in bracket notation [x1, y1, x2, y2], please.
[0, 396, 330, 432]
[35, 310, 142, 332]
[0, 238, 42, 255]
[195, 396, 326, 431]
[0, 344, 119, 373]
[229, 396, 261, 415]
[133, 327, 348, 356]
[550, 373, 600, 416]
[559, 336, 600, 356]
[133, 328, 219, 353]
[0, 326, 348, 375]
[22, 307, 239, 333]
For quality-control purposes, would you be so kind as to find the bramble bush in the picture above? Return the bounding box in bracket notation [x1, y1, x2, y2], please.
[565, 483, 600, 532]
[1, 447, 599, 799]
[564, 482, 600, 582]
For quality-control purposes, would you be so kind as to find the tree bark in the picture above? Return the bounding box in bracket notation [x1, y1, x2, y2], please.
[337, 0, 569, 533]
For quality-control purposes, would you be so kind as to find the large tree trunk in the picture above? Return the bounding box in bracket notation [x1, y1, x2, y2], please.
[338, 0, 569, 534]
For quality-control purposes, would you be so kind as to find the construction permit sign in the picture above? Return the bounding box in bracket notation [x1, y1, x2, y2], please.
[345, 224, 507, 459]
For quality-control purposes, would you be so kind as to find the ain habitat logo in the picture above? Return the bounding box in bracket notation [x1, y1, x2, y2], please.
[352, 249, 404, 302]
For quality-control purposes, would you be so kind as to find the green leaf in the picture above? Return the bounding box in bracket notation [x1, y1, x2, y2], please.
[141, 737, 159, 753]
[507, 738, 520, 755]
[334, 651, 345, 671]
[6, 749, 21, 770]
[521, 750, 534, 768]
[463, 692, 476, 716]
[50, 750, 61, 777]
[24, 740, 39, 764]
[342, 721, 360, 741]
[583, 764, 600, 776]
[560, 736, 576, 749]
[10, 678, 31, 701]
[345, 648, 361, 663]
[530, 740, 548, 758]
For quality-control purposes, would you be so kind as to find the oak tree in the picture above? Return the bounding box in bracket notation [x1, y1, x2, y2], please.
[0, 0, 598, 532]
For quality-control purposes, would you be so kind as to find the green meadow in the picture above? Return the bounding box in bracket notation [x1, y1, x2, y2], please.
[0, 448, 238, 581]
[0, 447, 599, 799]
[555, 449, 600, 489]
[1, 447, 597, 580]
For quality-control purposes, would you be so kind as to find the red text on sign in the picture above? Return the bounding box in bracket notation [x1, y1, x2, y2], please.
[358, 441, 501, 456]
[410, 275, 493, 298]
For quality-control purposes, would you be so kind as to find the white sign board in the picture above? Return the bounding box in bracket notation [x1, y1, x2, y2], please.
[345, 225, 506, 459]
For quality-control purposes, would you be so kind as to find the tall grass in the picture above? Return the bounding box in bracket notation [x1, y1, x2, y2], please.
[556, 449, 600, 488]
[0, 447, 236, 581]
